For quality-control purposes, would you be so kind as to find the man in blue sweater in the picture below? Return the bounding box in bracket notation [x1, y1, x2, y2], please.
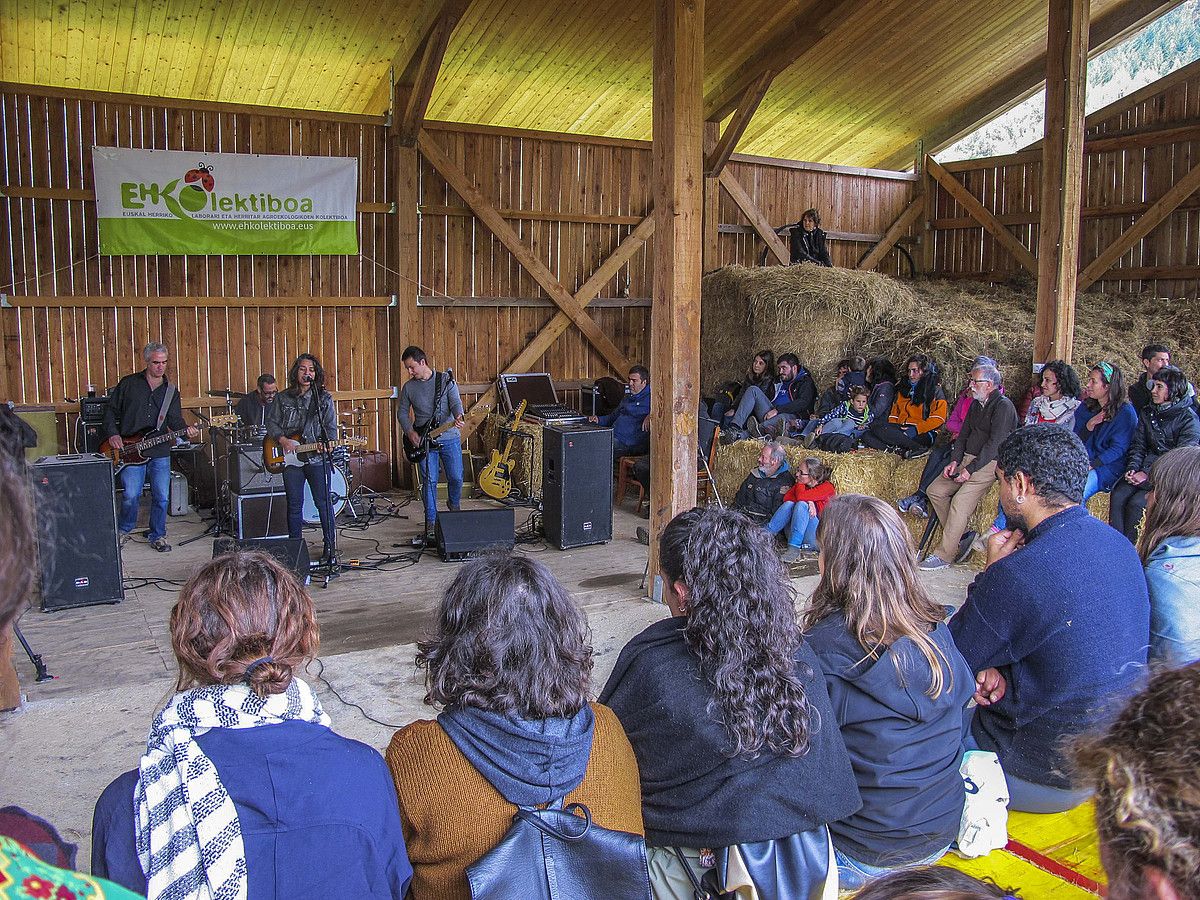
[949, 425, 1149, 813]
[589, 364, 651, 459]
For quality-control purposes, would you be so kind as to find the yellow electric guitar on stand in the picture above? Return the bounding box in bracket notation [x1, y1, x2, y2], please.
[478, 401, 527, 500]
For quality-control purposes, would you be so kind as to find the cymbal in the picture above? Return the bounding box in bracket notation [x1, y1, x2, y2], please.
[207, 388, 246, 399]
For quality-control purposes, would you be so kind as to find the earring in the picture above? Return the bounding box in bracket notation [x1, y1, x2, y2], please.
[1015, 495, 1026, 505]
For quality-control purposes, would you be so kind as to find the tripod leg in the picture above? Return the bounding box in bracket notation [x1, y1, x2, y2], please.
[13, 624, 54, 682]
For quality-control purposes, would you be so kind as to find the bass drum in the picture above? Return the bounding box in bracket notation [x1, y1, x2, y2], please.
[302, 467, 348, 524]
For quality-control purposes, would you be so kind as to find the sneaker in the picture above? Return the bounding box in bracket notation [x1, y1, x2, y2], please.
[955, 530, 978, 564]
[918, 555, 950, 571]
[803, 430, 819, 448]
[910, 498, 929, 519]
[119, 532, 132, 547]
[897, 493, 919, 513]
[719, 428, 746, 445]
[780, 546, 803, 564]
[150, 538, 172, 553]
[904, 446, 932, 461]
[635, 526, 650, 546]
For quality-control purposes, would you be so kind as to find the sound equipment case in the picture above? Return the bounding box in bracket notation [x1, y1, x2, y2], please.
[541, 424, 613, 549]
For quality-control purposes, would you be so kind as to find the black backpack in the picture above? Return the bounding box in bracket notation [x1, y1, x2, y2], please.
[466, 797, 651, 900]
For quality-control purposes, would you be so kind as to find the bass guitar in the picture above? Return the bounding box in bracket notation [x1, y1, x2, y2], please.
[100, 414, 238, 469]
[478, 401, 528, 500]
[262, 434, 368, 473]
[403, 418, 460, 465]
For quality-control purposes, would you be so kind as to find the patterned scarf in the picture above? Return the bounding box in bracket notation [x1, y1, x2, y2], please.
[134, 678, 329, 900]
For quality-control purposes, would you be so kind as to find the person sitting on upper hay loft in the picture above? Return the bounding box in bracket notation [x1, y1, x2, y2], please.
[860, 354, 947, 459]
[721, 353, 817, 442]
[789, 208, 833, 267]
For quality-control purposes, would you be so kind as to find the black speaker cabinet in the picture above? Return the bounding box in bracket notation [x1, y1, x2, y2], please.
[225, 443, 284, 494]
[229, 491, 289, 540]
[542, 424, 613, 549]
[435, 508, 515, 561]
[32, 454, 124, 610]
[213, 536, 311, 581]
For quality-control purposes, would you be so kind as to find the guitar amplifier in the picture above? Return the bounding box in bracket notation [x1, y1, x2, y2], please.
[229, 491, 289, 540]
[226, 443, 284, 494]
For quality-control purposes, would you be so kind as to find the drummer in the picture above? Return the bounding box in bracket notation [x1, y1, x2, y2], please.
[235, 373, 277, 432]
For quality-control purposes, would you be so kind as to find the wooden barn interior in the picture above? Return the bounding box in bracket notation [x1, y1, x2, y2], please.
[2, 0, 1199, 882]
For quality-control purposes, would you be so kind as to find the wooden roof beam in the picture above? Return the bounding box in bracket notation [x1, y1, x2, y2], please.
[703, 0, 858, 123]
[705, 71, 773, 177]
[366, 0, 471, 121]
[875, 0, 1184, 171]
[718, 169, 789, 265]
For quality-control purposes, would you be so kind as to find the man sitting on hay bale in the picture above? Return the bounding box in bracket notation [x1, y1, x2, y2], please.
[721, 353, 816, 442]
[731, 441, 796, 523]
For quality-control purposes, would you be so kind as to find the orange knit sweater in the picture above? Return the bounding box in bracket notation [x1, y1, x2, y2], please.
[385, 703, 645, 900]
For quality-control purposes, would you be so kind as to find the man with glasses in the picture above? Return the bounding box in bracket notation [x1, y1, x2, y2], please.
[235, 373, 278, 430]
[921, 364, 1018, 570]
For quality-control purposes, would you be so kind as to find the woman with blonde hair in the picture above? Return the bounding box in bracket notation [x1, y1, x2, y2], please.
[803, 494, 974, 889]
[92, 552, 412, 898]
[1137, 445, 1200, 666]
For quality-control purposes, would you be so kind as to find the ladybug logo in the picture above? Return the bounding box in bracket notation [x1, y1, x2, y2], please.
[184, 163, 215, 192]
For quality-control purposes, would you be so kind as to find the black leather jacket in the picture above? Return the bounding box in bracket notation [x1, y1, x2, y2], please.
[1129, 396, 1200, 472]
[733, 464, 797, 522]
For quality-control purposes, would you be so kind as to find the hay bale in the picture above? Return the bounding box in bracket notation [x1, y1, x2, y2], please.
[482, 412, 544, 495]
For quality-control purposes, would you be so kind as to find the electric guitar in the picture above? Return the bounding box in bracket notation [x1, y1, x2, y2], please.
[100, 414, 237, 469]
[262, 434, 368, 473]
[403, 418, 460, 464]
[478, 401, 528, 500]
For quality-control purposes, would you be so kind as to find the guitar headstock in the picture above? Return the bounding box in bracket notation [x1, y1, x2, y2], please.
[345, 436, 368, 448]
[208, 414, 239, 428]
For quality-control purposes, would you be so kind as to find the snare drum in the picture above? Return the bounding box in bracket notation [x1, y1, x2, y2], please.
[302, 468, 348, 524]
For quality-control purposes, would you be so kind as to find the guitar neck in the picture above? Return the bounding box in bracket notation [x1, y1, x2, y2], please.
[292, 438, 352, 454]
[133, 426, 191, 451]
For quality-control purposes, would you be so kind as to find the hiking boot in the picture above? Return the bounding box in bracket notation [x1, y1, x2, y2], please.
[119, 532, 132, 548]
[780, 546, 804, 564]
[955, 530, 978, 564]
[803, 430, 819, 448]
[150, 538, 172, 553]
[746, 416, 762, 438]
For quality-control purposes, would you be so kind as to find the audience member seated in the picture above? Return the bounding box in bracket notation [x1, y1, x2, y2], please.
[949, 425, 1149, 813]
[722, 352, 817, 441]
[1074, 362, 1138, 503]
[921, 363, 1018, 570]
[850, 866, 1020, 899]
[0, 422, 140, 898]
[92, 551, 413, 899]
[589, 364, 651, 459]
[864, 358, 898, 424]
[1026, 359, 1081, 425]
[861, 354, 947, 458]
[897, 355, 996, 520]
[732, 441, 796, 523]
[709, 349, 775, 421]
[386, 554, 643, 900]
[601, 507, 860, 899]
[1074, 662, 1200, 900]
[1111, 365, 1200, 542]
[803, 495, 973, 889]
[790, 207, 834, 267]
[1137, 446, 1200, 667]
[767, 457, 836, 563]
[811, 355, 867, 421]
[1128, 342, 1176, 414]
[802, 385, 873, 452]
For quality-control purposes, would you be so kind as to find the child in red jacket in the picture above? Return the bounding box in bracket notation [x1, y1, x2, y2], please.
[766, 456, 837, 562]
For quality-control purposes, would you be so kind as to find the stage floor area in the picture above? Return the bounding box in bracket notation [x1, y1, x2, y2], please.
[1, 491, 977, 872]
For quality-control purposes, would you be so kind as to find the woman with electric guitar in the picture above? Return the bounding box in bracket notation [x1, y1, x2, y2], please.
[265, 354, 340, 565]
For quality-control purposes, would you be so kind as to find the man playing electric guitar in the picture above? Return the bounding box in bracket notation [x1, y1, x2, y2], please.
[101, 342, 199, 552]
[265, 353, 339, 564]
[398, 345, 464, 544]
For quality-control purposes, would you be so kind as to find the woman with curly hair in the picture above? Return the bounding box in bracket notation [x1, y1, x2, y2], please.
[386, 554, 644, 900]
[601, 506, 860, 898]
[1074, 663, 1200, 900]
[861, 354, 947, 459]
[1025, 360, 1082, 426]
[802, 495, 974, 888]
[1137, 446, 1200, 666]
[92, 551, 412, 898]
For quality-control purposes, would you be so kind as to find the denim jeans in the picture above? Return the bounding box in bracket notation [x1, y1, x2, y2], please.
[766, 500, 819, 548]
[834, 844, 951, 891]
[118, 454, 171, 542]
[419, 434, 463, 528]
[283, 461, 336, 552]
[731, 385, 775, 428]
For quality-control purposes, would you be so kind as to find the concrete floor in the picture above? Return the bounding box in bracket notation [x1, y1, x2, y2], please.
[0, 492, 976, 870]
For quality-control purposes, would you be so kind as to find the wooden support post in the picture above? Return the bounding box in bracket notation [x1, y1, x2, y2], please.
[393, 142, 420, 483]
[926, 156, 1037, 275]
[1035, 0, 1089, 364]
[649, 0, 704, 589]
[719, 169, 789, 265]
[858, 194, 924, 272]
[703, 122, 721, 271]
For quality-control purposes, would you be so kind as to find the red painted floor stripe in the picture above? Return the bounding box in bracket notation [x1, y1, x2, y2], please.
[1004, 839, 1107, 896]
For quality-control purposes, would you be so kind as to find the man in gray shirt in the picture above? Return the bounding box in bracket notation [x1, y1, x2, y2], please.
[398, 345, 464, 539]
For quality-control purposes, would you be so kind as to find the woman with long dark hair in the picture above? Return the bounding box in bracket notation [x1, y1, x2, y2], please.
[1074, 361, 1138, 503]
[1137, 445, 1200, 666]
[710, 350, 776, 421]
[386, 554, 644, 899]
[861, 354, 947, 458]
[92, 552, 412, 898]
[601, 506, 859, 898]
[802, 495, 973, 888]
[864, 357, 898, 423]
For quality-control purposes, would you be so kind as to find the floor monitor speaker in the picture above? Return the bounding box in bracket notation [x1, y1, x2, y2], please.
[32, 454, 124, 610]
[435, 508, 515, 561]
[213, 536, 311, 581]
[541, 425, 613, 549]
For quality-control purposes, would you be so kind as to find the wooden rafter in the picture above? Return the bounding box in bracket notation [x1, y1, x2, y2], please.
[1077, 157, 1200, 290]
[718, 169, 789, 265]
[367, 0, 470, 120]
[857, 194, 925, 271]
[703, 0, 859, 122]
[457, 214, 657, 440]
[926, 156, 1037, 274]
[417, 130, 633, 381]
[705, 71, 773, 177]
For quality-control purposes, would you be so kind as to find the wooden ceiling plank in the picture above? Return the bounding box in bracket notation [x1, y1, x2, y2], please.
[927, 155, 1037, 273]
[717, 168, 789, 264]
[705, 69, 772, 177]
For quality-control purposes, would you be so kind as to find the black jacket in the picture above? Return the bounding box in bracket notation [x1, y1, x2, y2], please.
[733, 462, 796, 521]
[101, 371, 186, 458]
[790, 227, 833, 267]
[599, 617, 861, 848]
[1128, 396, 1200, 472]
[774, 370, 818, 420]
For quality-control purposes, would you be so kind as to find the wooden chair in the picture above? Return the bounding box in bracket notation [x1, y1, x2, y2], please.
[615, 454, 648, 511]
